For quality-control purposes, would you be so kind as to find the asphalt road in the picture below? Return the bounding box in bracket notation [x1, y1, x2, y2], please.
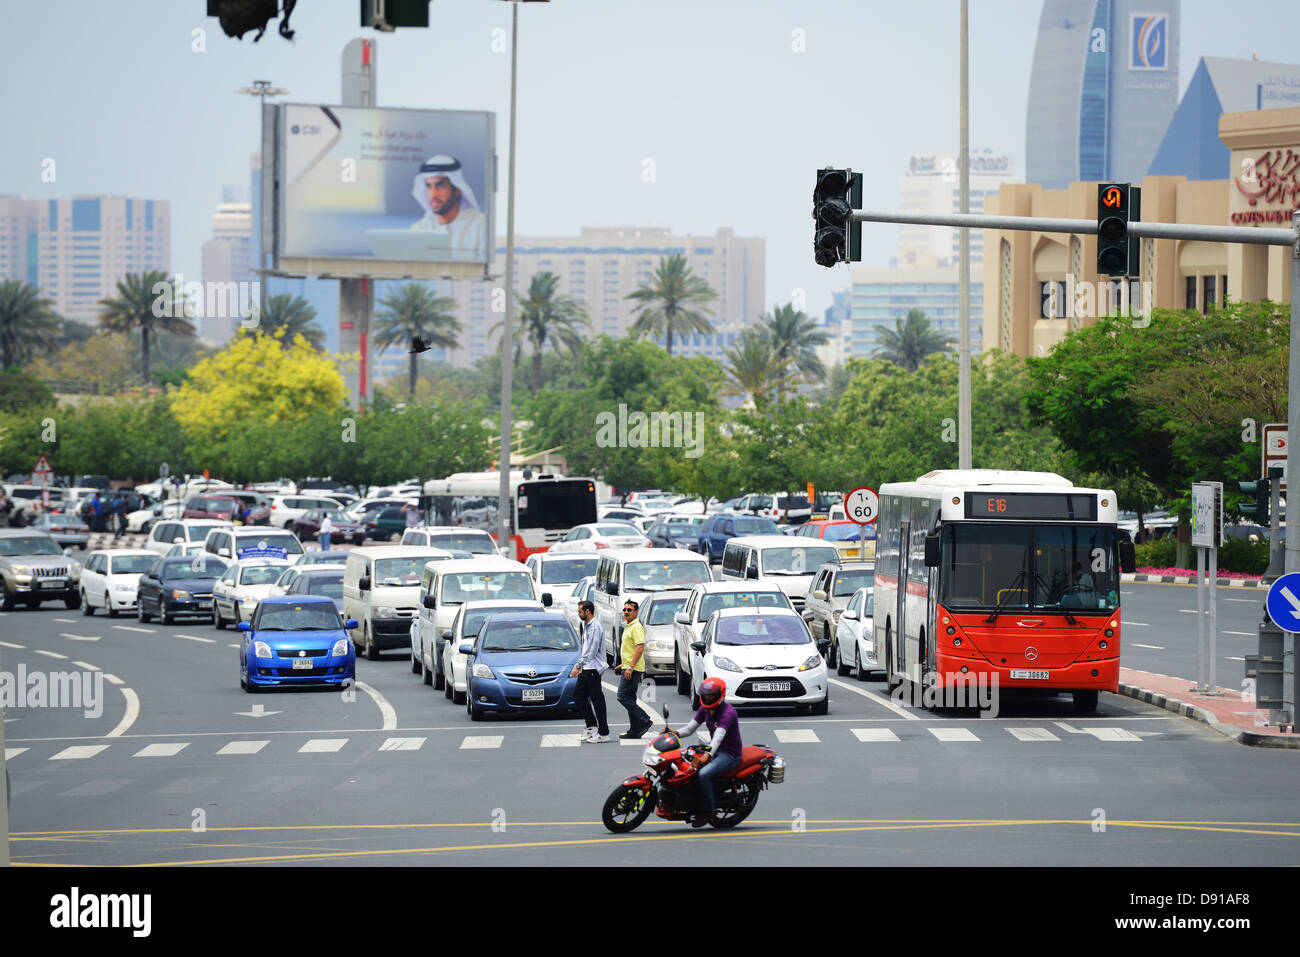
[3, 586, 1298, 866]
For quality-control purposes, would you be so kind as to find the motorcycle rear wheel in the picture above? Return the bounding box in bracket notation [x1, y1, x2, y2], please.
[710, 779, 761, 829]
[601, 784, 654, 833]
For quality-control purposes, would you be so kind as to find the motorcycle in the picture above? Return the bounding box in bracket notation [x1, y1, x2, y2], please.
[600, 707, 786, 833]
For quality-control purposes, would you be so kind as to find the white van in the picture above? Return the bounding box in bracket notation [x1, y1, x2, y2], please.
[592, 547, 712, 656]
[412, 557, 543, 685]
[719, 535, 841, 614]
[343, 545, 453, 659]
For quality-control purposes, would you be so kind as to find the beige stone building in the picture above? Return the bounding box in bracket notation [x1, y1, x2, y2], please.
[984, 107, 1298, 358]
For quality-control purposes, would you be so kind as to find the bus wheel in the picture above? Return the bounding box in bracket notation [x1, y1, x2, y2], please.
[1072, 690, 1099, 714]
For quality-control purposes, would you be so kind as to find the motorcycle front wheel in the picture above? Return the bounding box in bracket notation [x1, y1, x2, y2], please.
[601, 784, 654, 833]
[710, 778, 761, 829]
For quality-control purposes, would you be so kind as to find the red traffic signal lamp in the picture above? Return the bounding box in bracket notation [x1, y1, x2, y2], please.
[1096, 183, 1141, 277]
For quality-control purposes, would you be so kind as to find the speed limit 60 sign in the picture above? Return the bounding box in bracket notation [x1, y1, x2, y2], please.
[844, 486, 879, 525]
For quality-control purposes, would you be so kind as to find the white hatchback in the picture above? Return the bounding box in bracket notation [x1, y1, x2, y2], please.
[832, 587, 878, 680]
[80, 549, 156, 617]
[687, 607, 829, 714]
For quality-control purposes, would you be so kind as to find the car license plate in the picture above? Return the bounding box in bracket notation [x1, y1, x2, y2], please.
[521, 688, 545, 702]
[752, 681, 792, 692]
[199, 601, 212, 609]
[292, 658, 314, 670]
[40, 580, 63, 589]
[1010, 670, 1050, 680]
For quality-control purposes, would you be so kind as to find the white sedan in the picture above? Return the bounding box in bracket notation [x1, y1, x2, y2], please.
[688, 607, 829, 714]
[833, 587, 878, 680]
[548, 523, 651, 553]
[211, 557, 292, 628]
[438, 600, 544, 704]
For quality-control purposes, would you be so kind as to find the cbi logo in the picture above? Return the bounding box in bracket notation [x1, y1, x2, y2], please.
[1130, 14, 1167, 71]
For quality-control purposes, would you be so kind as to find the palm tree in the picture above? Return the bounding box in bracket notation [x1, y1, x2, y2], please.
[873, 309, 954, 372]
[98, 271, 193, 384]
[374, 283, 462, 397]
[722, 328, 794, 411]
[762, 303, 828, 398]
[250, 293, 326, 349]
[489, 272, 590, 395]
[625, 254, 716, 355]
[0, 280, 59, 369]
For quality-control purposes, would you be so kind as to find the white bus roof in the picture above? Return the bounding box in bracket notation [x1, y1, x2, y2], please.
[880, 470, 1118, 523]
[423, 472, 579, 495]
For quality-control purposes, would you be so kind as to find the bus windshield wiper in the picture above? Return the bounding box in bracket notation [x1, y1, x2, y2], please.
[1033, 572, 1076, 624]
[984, 569, 1028, 625]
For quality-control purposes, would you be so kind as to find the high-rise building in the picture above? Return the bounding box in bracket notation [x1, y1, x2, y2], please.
[848, 266, 983, 360]
[1026, 0, 1180, 189]
[0, 195, 170, 325]
[198, 192, 254, 344]
[897, 151, 1020, 267]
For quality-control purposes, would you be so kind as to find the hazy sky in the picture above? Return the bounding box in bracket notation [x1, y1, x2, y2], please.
[2, 0, 1297, 320]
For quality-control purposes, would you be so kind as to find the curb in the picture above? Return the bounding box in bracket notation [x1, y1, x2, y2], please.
[1118, 681, 1300, 749]
[1122, 574, 1264, 587]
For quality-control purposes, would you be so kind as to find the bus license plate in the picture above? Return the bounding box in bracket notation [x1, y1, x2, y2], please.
[752, 681, 792, 692]
[292, 659, 314, 670]
[1010, 670, 1050, 680]
[521, 688, 545, 702]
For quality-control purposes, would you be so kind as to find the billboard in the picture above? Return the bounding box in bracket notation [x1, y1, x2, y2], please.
[266, 104, 494, 280]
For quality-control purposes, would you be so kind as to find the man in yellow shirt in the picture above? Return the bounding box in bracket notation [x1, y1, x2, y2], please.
[615, 599, 652, 739]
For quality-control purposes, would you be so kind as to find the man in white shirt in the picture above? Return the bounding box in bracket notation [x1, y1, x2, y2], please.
[408, 154, 486, 261]
[319, 513, 333, 552]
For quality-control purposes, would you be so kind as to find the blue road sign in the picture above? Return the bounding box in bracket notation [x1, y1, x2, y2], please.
[1265, 573, 1300, 631]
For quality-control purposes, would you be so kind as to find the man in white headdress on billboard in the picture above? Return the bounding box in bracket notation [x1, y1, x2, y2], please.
[409, 154, 486, 260]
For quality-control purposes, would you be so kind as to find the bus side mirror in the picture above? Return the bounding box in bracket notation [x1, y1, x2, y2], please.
[924, 533, 941, 567]
[1119, 541, 1136, 574]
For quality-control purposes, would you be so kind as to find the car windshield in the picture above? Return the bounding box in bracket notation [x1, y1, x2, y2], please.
[598, 525, 642, 537]
[463, 604, 538, 637]
[823, 523, 875, 542]
[108, 555, 154, 575]
[235, 534, 303, 555]
[427, 534, 495, 554]
[442, 571, 535, 604]
[48, 514, 82, 526]
[256, 603, 342, 631]
[185, 524, 219, 537]
[734, 518, 779, 534]
[481, 621, 578, 652]
[833, 568, 875, 597]
[540, 557, 598, 584]
[321, 510, 350, 522]
[760, 546, 839, 574]
[162, 559, 224, 580]
[698, 590, 791, 620]
[240, 566, 284, 586]
[715, 615, 810, 646]
[665, 525, 696, 538]
[646, 597, 687, 626]
[623, 561, 710, 592]
[373, 557, 430, 585]
[298, 552, 345, 565]
[305, 578, 344, 599]
[0, 536, 62, 556]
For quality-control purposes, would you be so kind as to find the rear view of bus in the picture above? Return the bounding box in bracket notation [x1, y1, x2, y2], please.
[873, 470, 1137, 714]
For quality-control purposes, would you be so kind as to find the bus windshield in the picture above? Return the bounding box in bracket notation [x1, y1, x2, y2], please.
[938, 523, 1120, 613]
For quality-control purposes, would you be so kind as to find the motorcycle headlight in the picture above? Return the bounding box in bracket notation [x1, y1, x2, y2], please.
[331, 638, 350, 657]
[171, 589, 192, 600]
[713, 656, 741, 673]
[472, 663, 495, 679]
[798, 654, 823, 672]
[373, 606, 397, 618]
[253, 641, 273, 659]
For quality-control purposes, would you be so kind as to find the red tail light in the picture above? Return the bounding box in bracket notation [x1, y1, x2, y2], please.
[594, 541, 609, 549]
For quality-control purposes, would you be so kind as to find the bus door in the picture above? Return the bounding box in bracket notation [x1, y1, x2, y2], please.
[895, 521, 908, 679]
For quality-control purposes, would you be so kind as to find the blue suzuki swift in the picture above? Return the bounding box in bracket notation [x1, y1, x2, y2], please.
[239, 595, 357, 692]
[461, 612, 580, 720]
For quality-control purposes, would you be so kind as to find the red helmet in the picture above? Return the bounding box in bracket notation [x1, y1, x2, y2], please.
[699, 677, 727, 709]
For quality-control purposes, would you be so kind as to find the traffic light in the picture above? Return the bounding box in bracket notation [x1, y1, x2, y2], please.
[813, 168, 862, 267]
[1237, 477, 1270, 524]
[1096, 183, 1141, 277]
[361, 0, 431, 30]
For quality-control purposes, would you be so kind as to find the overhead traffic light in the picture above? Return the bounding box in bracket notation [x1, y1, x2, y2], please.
[1096, 183, 1141, 277]
[813, 168, 862, 267]
[361, 0, 432, 30]
[1237, 477, 1270, 524]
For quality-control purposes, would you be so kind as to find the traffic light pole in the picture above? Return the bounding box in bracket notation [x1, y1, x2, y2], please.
[1265, 465, 1283, 583]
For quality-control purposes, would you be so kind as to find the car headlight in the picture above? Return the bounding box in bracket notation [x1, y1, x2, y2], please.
[472, 663, 495, 679]
[254, 641, 272, 659]
[12, 564, 29, 577]
[171, 589, 192, 600]
[373, 606, 397, 618]
[331, 638, 350, 657]
[113, 583, 134, 591]
[69, 562, 82, 579]
[647, 639, 673, 653]
[240, 594, 258, 604]
[713, 656, 741, 673]
[798, 654, 823, 672]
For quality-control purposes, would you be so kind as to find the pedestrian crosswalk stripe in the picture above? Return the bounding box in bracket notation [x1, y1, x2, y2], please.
[4, 748, 28, 760]
[72, 660, 100, 671]
[217, 740, 269, 755]
[620, 736, 652, 745]
[1008, 727, 1059, 742]
[774, 729, 820, 743]
[298, 739, 347, 753]
[460, 735, 504, 749]
[928, 728, 980, 742]
[378, 737, 426, 751]
[540, 734, 580, 748]
[1086, 727, 1142, 741]
[50, 745, 110, 760]
[851, 728, 900, 743]
[134, 743, 189, 757]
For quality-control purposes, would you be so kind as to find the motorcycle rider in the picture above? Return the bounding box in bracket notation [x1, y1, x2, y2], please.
[672, 677, 743, 828]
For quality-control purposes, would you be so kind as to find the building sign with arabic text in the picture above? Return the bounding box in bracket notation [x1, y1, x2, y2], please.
[1230, 146, 1300, 225]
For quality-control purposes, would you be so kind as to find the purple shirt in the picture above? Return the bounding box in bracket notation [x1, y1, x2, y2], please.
[693, 702, 742, 759]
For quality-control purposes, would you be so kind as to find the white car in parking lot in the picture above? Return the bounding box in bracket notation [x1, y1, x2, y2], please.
[686, 606, 829, 714]
[211, 557, 292, 628]
[79, 548, 155, 617]
[832, 586, 877, 680]
[549, 523, 651, 552]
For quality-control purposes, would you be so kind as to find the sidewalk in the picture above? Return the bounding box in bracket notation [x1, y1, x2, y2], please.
[1119, 666, 1300, 748]
[1122, 573, 1265, 587]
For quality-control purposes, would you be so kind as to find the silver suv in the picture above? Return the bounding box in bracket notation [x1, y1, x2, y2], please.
[0, 529, 83, 611]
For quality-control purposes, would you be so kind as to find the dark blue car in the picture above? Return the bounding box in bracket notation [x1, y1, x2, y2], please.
[461, 612, 580, 720]
[695, 515, 781, 562]
[238, 595, 357, 692]
[137, 555, 228, 624]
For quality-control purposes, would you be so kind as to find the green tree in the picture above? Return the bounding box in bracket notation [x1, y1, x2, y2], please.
[873, 309, 953, 372]
[625, 254, 717, 356]
[357, 398, 493, 486]
[97, 271, 193, 385]
[0, 369, 54, 414]
[0, 279, 59, 370]
[489, 271, 589, 395]
[762, 303, 828, 397]
[374, 283, 462, 398]
[721, 328, 791, 411]
[250, 293, 326, 349]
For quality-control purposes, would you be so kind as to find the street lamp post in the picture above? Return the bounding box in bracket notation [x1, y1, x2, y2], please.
[236, 79, 289, 108]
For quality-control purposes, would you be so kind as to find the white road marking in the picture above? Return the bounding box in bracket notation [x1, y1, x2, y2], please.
[234, 704, 281, 718]
[1054, 721, 1086, 734]
[173, 633, 215, 644]
[540, 734, 580, 748]
[4, 748, 28, 760]
[105, 687, 139, 738]
[71, 661, 100, 671]
[929, 727, 979, 742]
[1008, 727, 1059, 742]
[1086, 727, 1142, 741]
[599, 680, 664, 727]
[1226, 656, 1246, 661]
[355, 680, 397, 731]
[298, 739, 347, 753]
[1223, 598, 1258, 603]
[1131, 643, 1165, 649]
[134, 742, 189, 757]
[112, 625, 154, 633]
[621, 735, 654, 745]
[58, 633, 100, 642]
[0, 640, 24, 649]
[1223, 631, 1255, 637]
[829, 678, 922, 720]
[1121, 621, 1150, 626]
[50, 745, 110, 760]
[1177, 609, 1199, 614]
[773, 728, 820, 743]
[851, 728, 900, 742]
[460, 735, 504, 749]
[378, 736, 425, 751]
[227, 644, 240, 649]
[217, 740, 268, 755]
[103, 674, 124, 686]
[51, 617, 77, 623]
[34, 650, 69, 659]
